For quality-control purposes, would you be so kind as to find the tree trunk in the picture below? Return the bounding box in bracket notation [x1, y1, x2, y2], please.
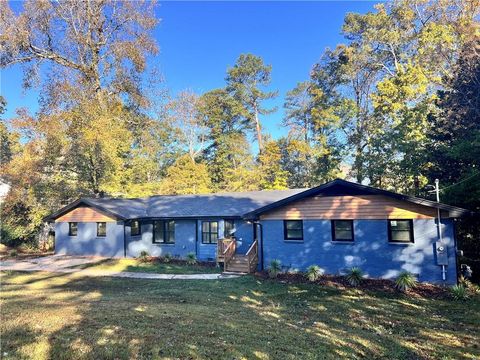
[254, 105, 263, 152]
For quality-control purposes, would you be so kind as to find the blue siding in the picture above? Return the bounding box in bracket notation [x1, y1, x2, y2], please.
[196, 219, 255, 260]
[126, 220, 196, 258]
[261, 219, 457, 284]
[233, 220, 254, 253]
[55, 221, 124, 257]
[197, 219, 218, 261]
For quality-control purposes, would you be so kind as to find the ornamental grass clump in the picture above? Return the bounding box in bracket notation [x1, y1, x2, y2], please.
[395, 271, 417, 292]
[459, 276, 480, 295]
[450, 284, 469, 301]
[345, 267, 363, 287]
[138, 250, 149, 263]
[163, 253, 173, 263]
[268, 259, 282, 278]
[186, 252, 197, 265]
[305, 265, 323, 282]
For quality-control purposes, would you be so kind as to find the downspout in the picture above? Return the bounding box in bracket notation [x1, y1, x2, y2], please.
[435, 179, 447, 282]
[195, 220, 198, 256]
[260, 223, 264, 271]
[254, 220, 264, 271]
[123, 221, 127, 258]
[453, 219, 459, 284]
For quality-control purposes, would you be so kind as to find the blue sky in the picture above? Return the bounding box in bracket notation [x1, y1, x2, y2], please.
[1, 1, 377, 139]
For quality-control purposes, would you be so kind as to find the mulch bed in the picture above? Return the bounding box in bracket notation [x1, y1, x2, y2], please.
[141, 256, 218, 268]
[254, 271, 450, 299]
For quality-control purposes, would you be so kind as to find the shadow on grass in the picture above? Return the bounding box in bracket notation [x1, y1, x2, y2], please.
[1, 271, 479, 359]
[66, 258, 222, 275]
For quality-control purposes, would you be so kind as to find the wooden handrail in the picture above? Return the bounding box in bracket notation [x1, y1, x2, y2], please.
[246, 240, 257, 256]
[246, 240, 258, 273]
[223, 239, 236, 272]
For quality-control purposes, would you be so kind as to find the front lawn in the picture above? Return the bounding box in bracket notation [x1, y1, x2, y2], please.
[1, 271, 479, 359]
[68, 258, 222, 274]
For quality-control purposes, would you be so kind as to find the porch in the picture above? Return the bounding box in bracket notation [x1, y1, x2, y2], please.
[217, 238, 258, 273]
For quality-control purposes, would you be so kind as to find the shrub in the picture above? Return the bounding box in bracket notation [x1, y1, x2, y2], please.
[305, 265, 323, 282]
[345, 267, 363, 287]
[459, 276, 480, 295]
[395, 271, 417, 292]
[138, 250, 149, 263]
[450, 284, 469, 301]
[186, 252, 197, 265]
[268, 259, 282, 278]
[163, 253, 173, 263]
[8, 249, 18, 257]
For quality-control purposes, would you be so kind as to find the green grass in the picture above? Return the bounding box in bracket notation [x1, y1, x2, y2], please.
[68, 258, 222, 274]
[1, 271, 479, 360]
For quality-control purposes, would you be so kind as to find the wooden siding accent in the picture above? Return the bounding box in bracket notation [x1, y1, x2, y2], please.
[260, 195, 441, 220]
[55, 206, 116, 223]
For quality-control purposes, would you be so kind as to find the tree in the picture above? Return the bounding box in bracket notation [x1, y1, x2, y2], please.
[167, 90, 207, 161]
[427, 33, 480, 281]
[198, 88, 255, 191]
[161, 155, 212, 195]
[0, 97, 19, 168]
[282, 75, 344, 187]
[308, 0, 479, 189]
[226, 54, 277, 152]
[0, 0, 164, 246]
[284, 81, 314, 144]
[258, 139, 288, 190]
[1, 0, 158, 107]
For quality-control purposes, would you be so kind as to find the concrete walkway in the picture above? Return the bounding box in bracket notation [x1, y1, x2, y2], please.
[0, 255, 239, 280]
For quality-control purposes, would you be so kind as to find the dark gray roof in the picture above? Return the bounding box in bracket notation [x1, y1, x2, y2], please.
[46, 179, 473, 221]
[46, 189, 307, 220]
[244, 179, 473, 219]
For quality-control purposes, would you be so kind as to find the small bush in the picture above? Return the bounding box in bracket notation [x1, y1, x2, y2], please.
[450, 284, 469, 301]
[395, 271, 417, 292]
[20, 242, 38, 253]
[345, 267, 363, 287]
[458, 276, 480, 295]
[186, 252, 197, 265]
[305, 265, 323, 282]
[138, 250, 149, 263]
[268, 259, 282, 278]
[8, 249, 18, 257]
[163, 253, 173, 263]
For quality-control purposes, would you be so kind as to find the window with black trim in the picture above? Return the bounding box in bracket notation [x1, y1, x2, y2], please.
[284, 220, 303, 241]
[131, 220, 141, 236]
[97, 222, 107, 237]
[388, 220, 414, 243]
[332, 220, 354, 242]
[69, 222, 78, 236]
[202, 221, 218, 244]
[153, 220, 175, 244]
[224, 219, 235, 237]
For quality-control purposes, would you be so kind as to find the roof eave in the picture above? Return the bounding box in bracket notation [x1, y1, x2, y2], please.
[242, 179, 472, 219]
[43, 198, 127, 222]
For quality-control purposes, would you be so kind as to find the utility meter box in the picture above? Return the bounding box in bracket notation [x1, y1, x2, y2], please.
[435, 242, 449, 266]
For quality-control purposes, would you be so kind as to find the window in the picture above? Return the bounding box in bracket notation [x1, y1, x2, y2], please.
[68, 222, 78, 236]
[97, 222, 107, 237]
[224, 219, 235, 237]
[131, 220, 141, 236]
[284, 220, 303, 241]
[388, 220, 414, 243]
[153, 220, 175, 244]
[202, 221, 219, 244]
[332, 220, 354, 242]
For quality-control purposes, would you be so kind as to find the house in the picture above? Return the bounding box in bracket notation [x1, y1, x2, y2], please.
[45, 179, 472, 284]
